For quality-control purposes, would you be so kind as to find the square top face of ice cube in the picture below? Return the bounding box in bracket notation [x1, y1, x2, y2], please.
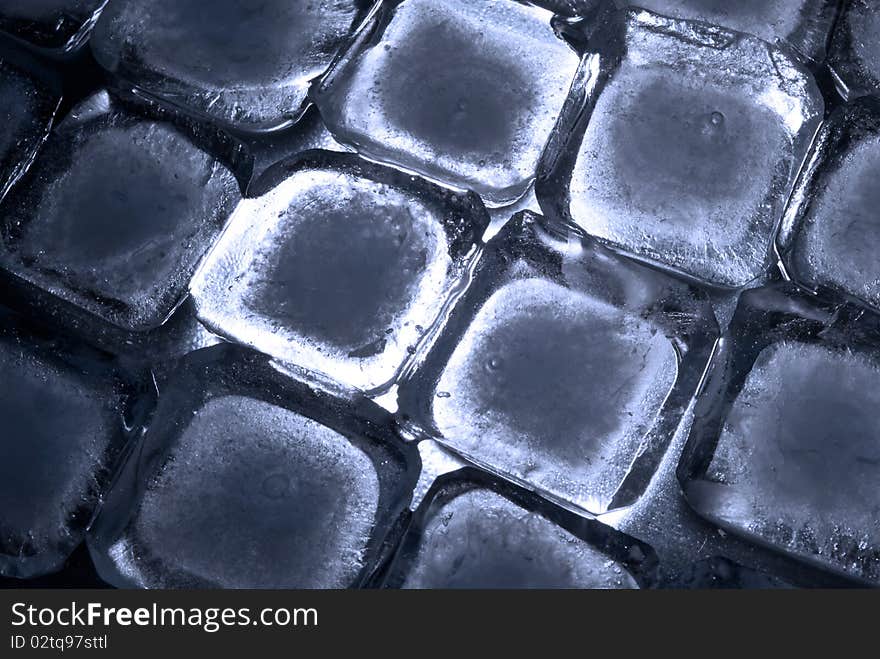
[538, 11, 823, 288]
[87, 346, 419, 589]
[191, 152, 488, 394]
[779, 99, 880, 313]
[398, 212, 718, 514]
[123, 395, 382, 589]
[399, 487, 639, 589]
[432, 278, 677, 512]
[313, 0, 581, 205]
[622, 0, 837, 61]
[0, 94, 241, 332]
[681, 287, 880, 585]
[828, 0, 880, 100]
[0, 0, 107, 53]
[91, 0, 365, 131]
[0, 316, 125, 579]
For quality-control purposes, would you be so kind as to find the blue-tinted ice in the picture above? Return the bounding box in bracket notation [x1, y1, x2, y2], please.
[314, 0, 580, 204]
[538, 9, 823, 287]
[91, 0, 366, 131]
[0, 92, 241, 331]
[191, 151, 487, 394]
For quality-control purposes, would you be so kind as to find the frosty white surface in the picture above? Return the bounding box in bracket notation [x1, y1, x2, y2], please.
[2, 115, 239, 331]
[687, 341, 880, 583]
[192, 167, 457, 393]
[109, 396, 380, 589]
[432, 278, 678, 513]
[567, 13, 822, 287]
[403, 489, 638, 588]
[789, 137, 880, 310]
[91, 0, 361, 130]
[0, 341, 112, 577]
[624, 0, 834, 57]
[315, 0, 579, 204]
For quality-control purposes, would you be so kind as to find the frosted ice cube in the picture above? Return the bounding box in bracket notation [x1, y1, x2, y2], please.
[397, 489, 639, 589]
[0, 0, 107, 53]
[779, 98, 880, 313]
[398, 211, 718, 514]
[682, 286, 880, 585]
[0, 58, 59, 202]
[538, 9, 823, 288]
[620, 0, 837, 61]
[91, 0, 367, 132]
[88, 345, 419, 588]
[0, 92, 241, 332]
[191, 151, 488, 394]
[828, 0, 880, 100]
[0, 310, 130, 579]
[313, 0, 581, 205]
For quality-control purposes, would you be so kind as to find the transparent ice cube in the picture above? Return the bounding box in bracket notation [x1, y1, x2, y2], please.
[0, 91, 241, 332]
[398, 211, 718, 514]
[538, 9, 823, 288]
[0, 57, 59, 202]
[191, 151, 488, 395]
[779, 97, 880, 314]
[383, 470, 655, 588]
[91, 0, 368, 132]
[0, 308, 133, 579]
[828, 0, 880, 100]
[681, 285, 880, 585]
[0, 0, 107, 54]
[313, 0, 581, 205]
[619, 0, 838, 61]
[88, 344, 420, 589]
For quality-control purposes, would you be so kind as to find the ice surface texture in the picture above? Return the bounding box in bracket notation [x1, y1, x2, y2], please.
[383, 469, 656, 588]
[0, 309, 135, 579]
[91, 0, 369, 132]
[828, 0, 880, 100]
[538, 9, 823, 288]
[779, 97, 880, 314]
[620, 0, 838, 61]
[0, 0, 107, 54]
[0, 92, 241, 332]
[0, 57, 59, 202]
[313, 0, 581, 205]
[191, 150, 488, 395]
[398, 211, 718, 515]
[88, 344, 420, 589]
[680, 285, 880, 585]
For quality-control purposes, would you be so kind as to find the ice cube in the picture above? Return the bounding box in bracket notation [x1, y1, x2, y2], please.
[537, 9, 823, 288]
[0, 58, 59, 202]
[91, 0, 367, 132]
[88, 345, 419, 589]
[682, 286, 880, 585]
[385, 472, 654, 588]
[398, 211, 718, 514]
[828, 0, 880, 100]
[313, 0, 581, 205]
[779, 97, 880, 314]
[0, 91, 241, 332]
[0, 308, 131, 579]
[619, 0, 838, 61]
[0, 0, 107, 54]
[190, 151, 488, 395]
